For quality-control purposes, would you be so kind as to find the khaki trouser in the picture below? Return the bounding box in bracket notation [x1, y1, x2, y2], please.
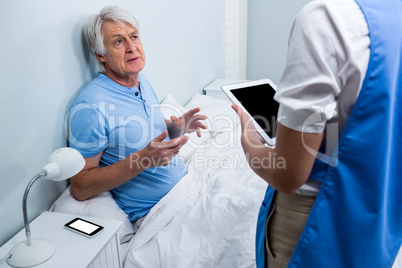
[265, 192, 316, 268]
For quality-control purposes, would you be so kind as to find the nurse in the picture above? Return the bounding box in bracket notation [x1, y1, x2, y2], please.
[233, 0, 402, 267]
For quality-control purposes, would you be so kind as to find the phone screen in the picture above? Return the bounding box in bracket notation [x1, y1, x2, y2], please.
[70, 219, 99, 234]
[65, 218, 103, 236]
[230, 83, 279, 138]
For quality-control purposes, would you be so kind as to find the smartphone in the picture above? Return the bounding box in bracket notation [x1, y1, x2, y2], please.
[64, 217, 104, 238]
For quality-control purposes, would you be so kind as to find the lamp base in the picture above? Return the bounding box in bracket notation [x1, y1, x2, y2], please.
[7, 238, 55, 267]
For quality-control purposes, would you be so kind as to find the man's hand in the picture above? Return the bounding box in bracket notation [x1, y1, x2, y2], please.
[170, 107, 207, 137]
[138, 130, 189, 168]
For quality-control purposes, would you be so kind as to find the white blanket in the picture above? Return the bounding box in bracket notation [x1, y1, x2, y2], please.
[124, 131, 268, 268]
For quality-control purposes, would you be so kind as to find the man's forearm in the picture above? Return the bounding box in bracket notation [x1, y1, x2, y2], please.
[70, 152, 146, 201]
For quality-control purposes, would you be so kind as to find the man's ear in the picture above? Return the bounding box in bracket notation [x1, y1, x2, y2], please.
[95, 53, 106, 63]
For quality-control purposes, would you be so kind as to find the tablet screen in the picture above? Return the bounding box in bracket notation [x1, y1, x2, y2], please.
[230, 83, 279, 138]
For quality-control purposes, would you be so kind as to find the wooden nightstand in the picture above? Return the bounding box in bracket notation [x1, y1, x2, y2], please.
[0, 211, 122, 268]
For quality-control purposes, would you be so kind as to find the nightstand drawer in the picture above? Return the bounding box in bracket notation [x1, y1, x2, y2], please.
[88, 233, 121, 268]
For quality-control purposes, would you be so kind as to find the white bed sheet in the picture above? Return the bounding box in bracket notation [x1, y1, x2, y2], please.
[124, 129, 267, 267]
[120, 94, 266, 267]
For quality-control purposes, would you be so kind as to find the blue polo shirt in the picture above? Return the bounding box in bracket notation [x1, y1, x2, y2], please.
[68, 73, 187, 222]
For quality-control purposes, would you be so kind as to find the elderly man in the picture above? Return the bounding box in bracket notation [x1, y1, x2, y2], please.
[68, 6, 206, 225]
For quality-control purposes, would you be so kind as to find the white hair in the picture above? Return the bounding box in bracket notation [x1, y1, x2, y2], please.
[83, 6, 140, 72]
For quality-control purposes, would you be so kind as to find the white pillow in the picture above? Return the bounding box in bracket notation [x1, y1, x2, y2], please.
[184, 94, 240, 134]
[49, 187, 135, 243]
[160, 94, 187, 119]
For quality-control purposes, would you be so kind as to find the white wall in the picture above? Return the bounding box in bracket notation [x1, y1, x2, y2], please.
[246, 0, 311, 84]
[0, 0, 221, 246]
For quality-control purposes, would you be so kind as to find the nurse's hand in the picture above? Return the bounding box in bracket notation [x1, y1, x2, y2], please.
[232, 104, 265, 148]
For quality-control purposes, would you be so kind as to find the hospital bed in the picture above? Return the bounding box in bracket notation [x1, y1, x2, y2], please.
[50, 94, 268, 267]
[49, 94, 402, 267]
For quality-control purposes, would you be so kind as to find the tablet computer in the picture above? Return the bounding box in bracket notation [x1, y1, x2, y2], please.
[221, 79, 279, 147]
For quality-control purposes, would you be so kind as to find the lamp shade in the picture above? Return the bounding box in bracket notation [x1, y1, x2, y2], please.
[6, 147, 85, 268]
[42, 147, 85, 181]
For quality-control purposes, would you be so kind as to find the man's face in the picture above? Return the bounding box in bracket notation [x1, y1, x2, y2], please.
[98, 20, 145, 79]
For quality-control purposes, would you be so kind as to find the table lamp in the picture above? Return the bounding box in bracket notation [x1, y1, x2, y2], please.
[6, 147, 85, 268]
